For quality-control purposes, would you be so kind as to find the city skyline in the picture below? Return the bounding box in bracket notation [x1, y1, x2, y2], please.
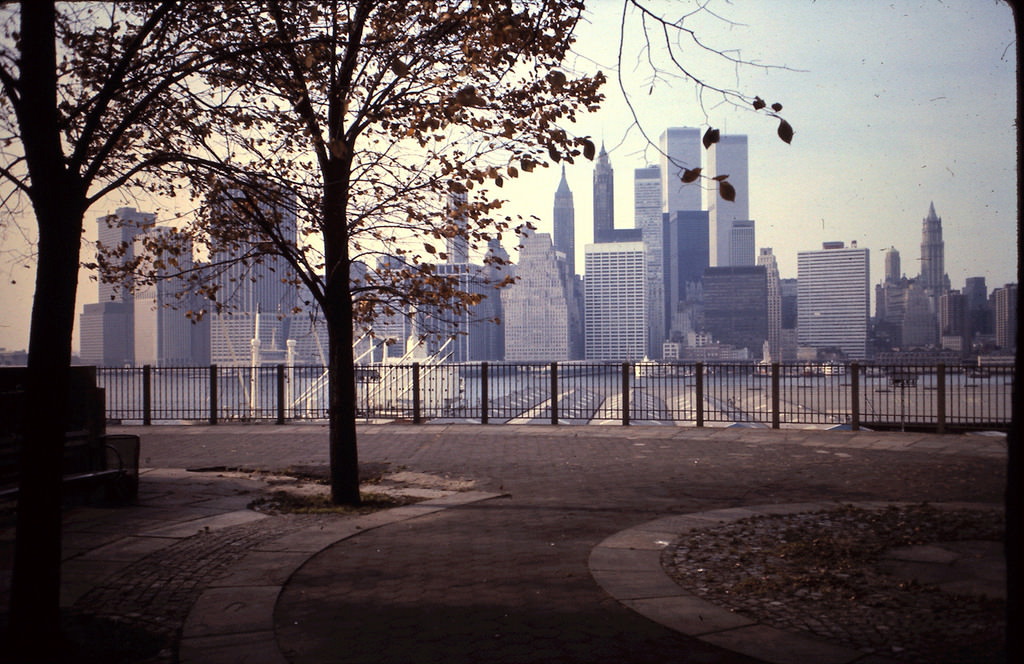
[0, 1, 1016, 353]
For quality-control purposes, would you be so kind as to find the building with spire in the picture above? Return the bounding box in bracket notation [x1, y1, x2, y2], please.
[552, 166, 576, 277]
[592, 143, 614, 241]
[919, 202, 949, 295]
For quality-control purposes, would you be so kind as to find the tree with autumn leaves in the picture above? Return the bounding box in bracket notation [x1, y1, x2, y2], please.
[2, 1, 802, 655]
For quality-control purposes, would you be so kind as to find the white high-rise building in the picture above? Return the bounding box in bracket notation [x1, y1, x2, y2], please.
[659, 127, 701, 215]
[446, 190, 469, 265]
[584, 241, 646, 360]
[133, 227, 195, 366]
[797, 242, 870, 360]
[706, 135, 750, 267]
[634, 165, 664, 358]
[501, 232, 582, 361]
[757, 247, 782, 362]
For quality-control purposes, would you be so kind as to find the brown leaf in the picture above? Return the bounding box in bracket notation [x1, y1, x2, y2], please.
[778, 119, 794, 144]
[753, 97, 766, 111]
[702, 127, 720, 149]
[771, 102, 783, 112]
[681, 167, 701, 183]
[712, 174, 729, 181]
[391, 59, 409, 78]
[547, 145, 560, 163]
[719, 180, 736, 202]
[583, 138, 595, 161]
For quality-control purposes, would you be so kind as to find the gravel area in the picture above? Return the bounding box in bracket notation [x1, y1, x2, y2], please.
[663, 503, 1005, 663]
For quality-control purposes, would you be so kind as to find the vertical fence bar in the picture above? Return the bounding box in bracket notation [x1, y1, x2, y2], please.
[936, 363, 946, 433]
[549, 362, 560, 424]
[771, 363, 780, 429]
[695, 362, 704, 427]
[481, 362, 489, 424]
[850, 362, 860, 431]
[209, 365, 218, 425]
[412, 362, 421, 424]
[276, 364, 285, 425]
[142, 365, 152, 426]
[621, 362, 630, 426]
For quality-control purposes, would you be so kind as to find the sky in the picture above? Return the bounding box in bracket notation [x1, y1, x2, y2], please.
[0, 0, 1018, 353]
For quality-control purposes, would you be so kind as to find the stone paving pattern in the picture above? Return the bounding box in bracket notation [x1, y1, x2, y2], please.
[0, 423, 1008, 663]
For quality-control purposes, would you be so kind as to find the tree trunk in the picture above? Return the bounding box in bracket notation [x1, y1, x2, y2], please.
[323, 159, 360, 505]
[6, 3, 86, 657]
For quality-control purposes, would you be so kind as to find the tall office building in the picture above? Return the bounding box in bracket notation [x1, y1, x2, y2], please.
[552, 166, 576, 277]
[884, 247, 901, 282]
[938, 289, 967, 354]
[993, 283, 1017, 350]
[445, 190, 469, 265]
[702, 266, 768, 356]
[757, 248, 782, 361]
[797, 242, 870, 360]
[663, 210, 709, 340]
[729, 219, 756, 266]
[584, 241, 646, 360]
[963, 276, 990, 340]
[79, 207, 155, 366]
[206, 186, 300, 364]
[706, 135, 750, 267]
[919, 202, 949, 294]
[592, 143, 614, 241]
[659, 127, 701, 215]
[133, 227, 196, 367]
[780, 278, 798, 360]
[502, 231, 582, 361]
[635, 165, 664, 357]
[421, 262, 500, 363]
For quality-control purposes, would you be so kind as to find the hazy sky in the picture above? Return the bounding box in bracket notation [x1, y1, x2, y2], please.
[0, 0, 1017, 353]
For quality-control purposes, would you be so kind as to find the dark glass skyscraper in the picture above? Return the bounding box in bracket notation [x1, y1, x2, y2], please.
[552, 166, 576, 277]
[592, 143, 614, 241]
[702, 266, 768, 357]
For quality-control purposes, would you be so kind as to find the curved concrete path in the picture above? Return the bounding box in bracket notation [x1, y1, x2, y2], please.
[590, 501, 1004, 664]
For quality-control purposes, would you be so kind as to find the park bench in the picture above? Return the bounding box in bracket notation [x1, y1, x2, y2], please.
[0, 367, 139, 504]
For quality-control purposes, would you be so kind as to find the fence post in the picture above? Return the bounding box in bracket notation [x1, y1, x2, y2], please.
[695, 362, 704, 427]
[209, 364, 218, 425]
[412, 362, 421, 424]
[142, 365, 152, 426]
[850, 362, 860, 431]
[771, 363, 780, 429]
[481, 362, 489, 424]
[276, 364, 286, 425]
[621, 362, 630, 426]
[550, 362, 558, 425]
[936, 363, 946, 434]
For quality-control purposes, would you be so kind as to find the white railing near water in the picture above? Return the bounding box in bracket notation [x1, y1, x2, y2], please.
[94, 361, 1014, 433]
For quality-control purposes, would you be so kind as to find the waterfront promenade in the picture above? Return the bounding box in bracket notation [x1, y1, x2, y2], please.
[0, 423, 1009, 663]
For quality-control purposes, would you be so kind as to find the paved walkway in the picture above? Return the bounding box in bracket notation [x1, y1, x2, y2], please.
[0, 424, 1008, 663]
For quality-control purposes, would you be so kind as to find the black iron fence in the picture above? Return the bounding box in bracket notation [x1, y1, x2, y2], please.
[94, 361, 1014, 432]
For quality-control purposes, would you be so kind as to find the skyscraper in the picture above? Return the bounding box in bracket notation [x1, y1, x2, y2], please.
[592, 143, 614, 241]
[446, 190, 469, 265]
[552, 166, 576, 277]
[702, 266, 768, 357]
[706, 135, 750, 267]
[502, 231, 582, 360]
[797, 242, 870, 360]
[659, 127, 701, 215]
[884, 246, 901, 282]
[662, 210, 709, 339]
[634, 165, 664, 357]
[584, 241, 646, 360]
[729, 219, 756, 266]
[993, 283, 1017, 350]
[79, 207, 156, 366]
[133, 227, 196, 367]
[919, 202, 949, 294]
[757, 248, 782, 361]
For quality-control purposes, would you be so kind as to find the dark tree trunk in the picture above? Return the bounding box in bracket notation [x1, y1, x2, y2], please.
[323, 159, 360, 505]
[6, 4, 86, 657]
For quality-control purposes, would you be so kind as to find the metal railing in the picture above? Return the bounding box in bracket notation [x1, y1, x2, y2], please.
[95, 361, 1014, 432]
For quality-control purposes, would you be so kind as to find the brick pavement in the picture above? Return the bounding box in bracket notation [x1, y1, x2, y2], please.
[0, 424, 1007, 663]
